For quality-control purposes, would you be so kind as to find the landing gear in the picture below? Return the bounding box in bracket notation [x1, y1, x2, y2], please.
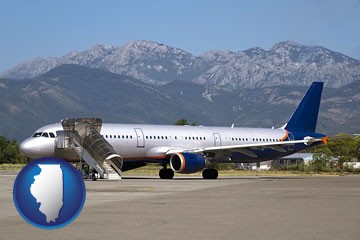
[91, 173, 97, 181]
[91, 169, 98, 181]
[159, 168, 174, 179]
[202, 168, 218, 179]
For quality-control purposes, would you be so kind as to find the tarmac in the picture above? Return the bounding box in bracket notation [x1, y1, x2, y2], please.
[1, 172, 359, 240]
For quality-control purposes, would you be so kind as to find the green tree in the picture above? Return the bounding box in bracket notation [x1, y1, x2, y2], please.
[312, 143, 334, 172]
[327, 134, 358, 171]
[0, 136, 29, 164]
[355, 136, 360, 161]
[175, 119, 197, 126]
[311, 134, 360, 172]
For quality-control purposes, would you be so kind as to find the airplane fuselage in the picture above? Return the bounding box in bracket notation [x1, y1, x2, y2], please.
[20, 122, 319, 164]
[102, 124, 294, 162]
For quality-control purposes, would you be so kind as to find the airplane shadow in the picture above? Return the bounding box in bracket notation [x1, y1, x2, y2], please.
[119, 176, 306, 180]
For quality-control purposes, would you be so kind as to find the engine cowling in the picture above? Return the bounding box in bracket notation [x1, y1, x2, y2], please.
[169, 153, 206, 174]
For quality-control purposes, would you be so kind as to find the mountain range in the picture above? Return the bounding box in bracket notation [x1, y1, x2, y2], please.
[1, 63, 359, 141]
[1, 41, 359, 89]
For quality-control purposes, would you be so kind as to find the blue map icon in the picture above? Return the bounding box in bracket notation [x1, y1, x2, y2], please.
[13, 157, 86, 230]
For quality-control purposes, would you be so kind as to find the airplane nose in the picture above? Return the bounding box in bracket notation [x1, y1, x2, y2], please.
[19, 138, 35, 157]
[19, 137, 55, 159]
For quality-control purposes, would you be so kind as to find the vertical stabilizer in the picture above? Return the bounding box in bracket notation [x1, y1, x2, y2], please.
[285, 82, 324, 133]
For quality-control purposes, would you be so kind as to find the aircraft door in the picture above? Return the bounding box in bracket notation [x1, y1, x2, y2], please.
[213, 133, 221, 146]
[134, 128, 145, 148]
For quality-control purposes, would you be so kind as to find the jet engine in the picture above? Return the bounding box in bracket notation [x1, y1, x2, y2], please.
[170, 153, 206, 174]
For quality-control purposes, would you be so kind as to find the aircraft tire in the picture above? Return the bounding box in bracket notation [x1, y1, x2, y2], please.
[210, 168, 218, 179]
[202, 169, 209, 179]
[159, 168, 174, 179]
[202, 168, 218, 179]
[92, 173, 97, 181]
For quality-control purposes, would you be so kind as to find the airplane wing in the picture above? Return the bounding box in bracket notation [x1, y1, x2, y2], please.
[166, 137, 326, 158]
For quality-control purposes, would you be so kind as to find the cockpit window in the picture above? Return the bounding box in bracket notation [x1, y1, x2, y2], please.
[32, 132, 42, 137]
[32, 132, 56, 138]
[42, 132, 49, 138]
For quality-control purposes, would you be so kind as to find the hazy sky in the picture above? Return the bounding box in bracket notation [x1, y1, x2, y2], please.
[1, 0, 359, 73]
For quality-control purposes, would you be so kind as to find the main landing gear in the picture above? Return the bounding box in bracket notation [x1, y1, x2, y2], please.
[159, 168, 174, 179]
[158, 166, 218, 180]
[202, 168, 218, 179]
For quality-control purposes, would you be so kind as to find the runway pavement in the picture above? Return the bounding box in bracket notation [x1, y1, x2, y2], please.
[1, 172, 359, 240]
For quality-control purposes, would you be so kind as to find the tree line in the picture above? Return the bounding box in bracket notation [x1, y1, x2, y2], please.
[0, 136, 29, 164]
[310, 134, 360, 172]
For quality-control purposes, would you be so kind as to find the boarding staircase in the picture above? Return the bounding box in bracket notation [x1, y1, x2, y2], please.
[54, 118, 123, 180]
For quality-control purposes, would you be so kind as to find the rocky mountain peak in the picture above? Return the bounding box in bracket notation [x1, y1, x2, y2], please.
[89, 44, 117, 55]
[122, 40, 168, 52]
[1, 40, 359, 89]
[270, 41, 356, 65]
[271, 41, 302, 50]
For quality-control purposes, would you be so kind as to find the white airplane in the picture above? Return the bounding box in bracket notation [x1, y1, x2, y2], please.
[20, 82, 328, 179]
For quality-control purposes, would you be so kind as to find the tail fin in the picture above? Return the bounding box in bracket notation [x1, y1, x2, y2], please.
[284, 82, 324, 133]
